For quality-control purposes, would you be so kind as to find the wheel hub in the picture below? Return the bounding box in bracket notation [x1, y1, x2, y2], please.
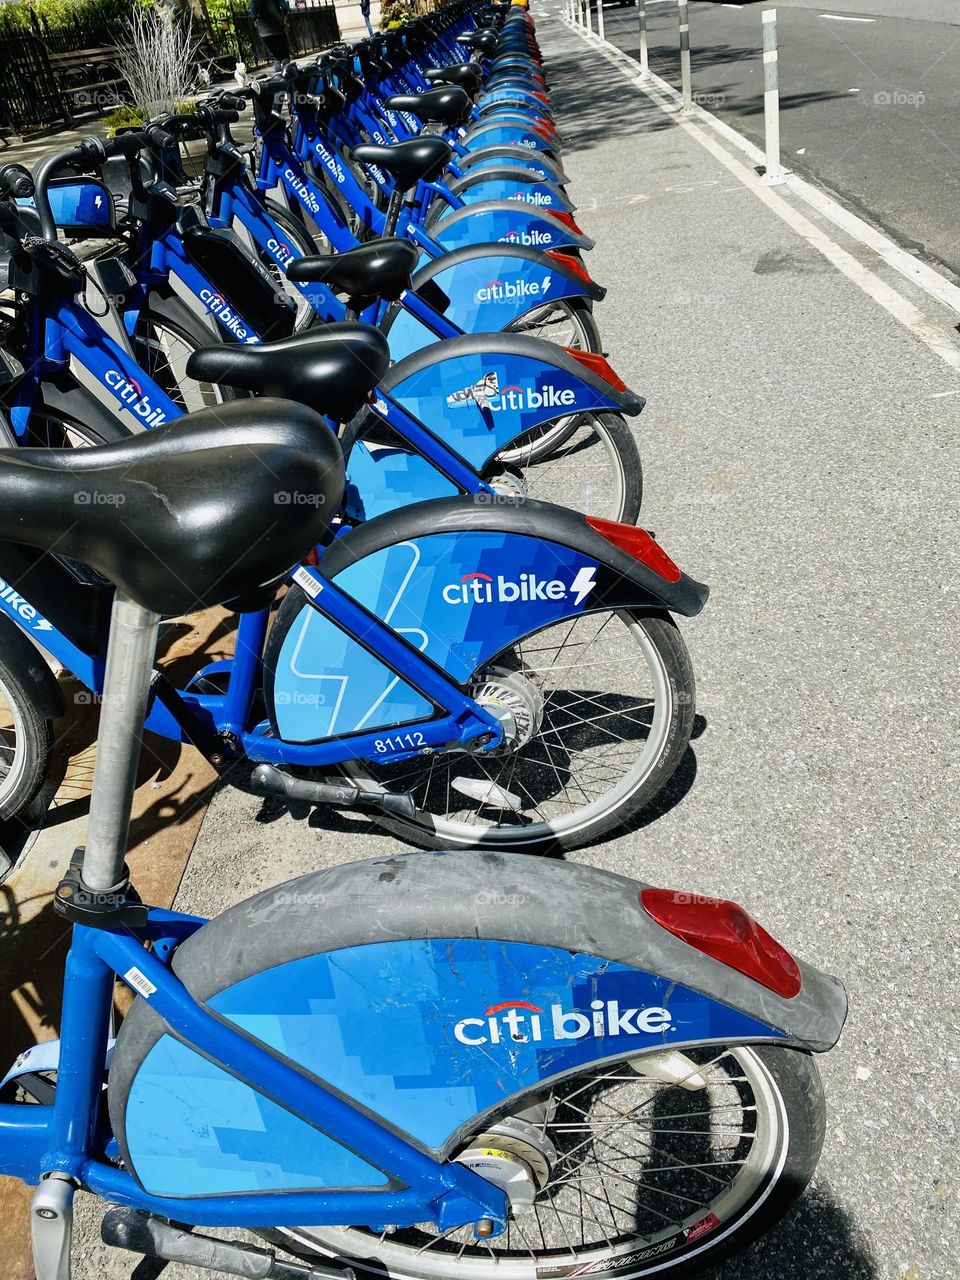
[455, 1113, 558, 1217]
[469, 665, 544, 753]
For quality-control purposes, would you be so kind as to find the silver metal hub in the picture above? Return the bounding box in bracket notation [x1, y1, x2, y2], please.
[455, 1114, 558, 1217]
[469, 666, 545, 753]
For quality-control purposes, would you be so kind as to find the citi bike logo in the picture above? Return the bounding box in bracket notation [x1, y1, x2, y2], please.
[283, 166, 321, 215]
[199, 289, 253, 343]
[446, 380, 576, 412]
[267, 236, 294, 268]
[313, 140, 345, 185]
[442, 567, 597, 607]
[0, 576, 52, 632]
[104, 370, 168, 428]
[498, 228, 554, 247]
[509, 189, 556, 207]
[453, 998, 673, 1046]
[475, 274, 551, 305]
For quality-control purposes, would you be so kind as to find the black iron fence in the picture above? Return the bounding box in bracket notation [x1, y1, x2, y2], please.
[197, 6, 341, 73]
[0, 4, 340, 135]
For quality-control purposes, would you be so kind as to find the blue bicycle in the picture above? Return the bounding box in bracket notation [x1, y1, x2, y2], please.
[0, 396, 846, 1280]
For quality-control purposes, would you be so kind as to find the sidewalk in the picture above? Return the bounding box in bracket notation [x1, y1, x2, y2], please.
[5, 3, 957, 1277]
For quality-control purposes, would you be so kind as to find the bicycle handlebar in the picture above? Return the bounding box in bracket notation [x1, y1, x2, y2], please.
[32, 133, 151, 241]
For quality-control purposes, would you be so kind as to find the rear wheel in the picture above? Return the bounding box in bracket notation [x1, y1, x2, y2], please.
[342, 610, 693, 852]
[275, 1045, 825, 1280]
[488, 410, 642, 524]
[134, 308, 241, 413]
[507, 296, 601, 353]
[0, 660, 51, 824]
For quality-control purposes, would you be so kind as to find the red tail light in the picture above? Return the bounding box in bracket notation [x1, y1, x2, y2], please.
[546, 250, 593, 286]
[564, 348, 627, 392]
[585, 516, 681, 583]
[550, 209, 585, 236]
[640, 888, 803, 999]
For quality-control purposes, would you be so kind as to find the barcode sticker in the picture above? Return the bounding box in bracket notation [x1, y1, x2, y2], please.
[124, 966, 157, 999]
[293, 566, 323, 598]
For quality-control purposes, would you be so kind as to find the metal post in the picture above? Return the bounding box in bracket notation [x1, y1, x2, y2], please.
[678, 0, 692, 112]
[596, 0, 605, 42]
[637, 0, 648, 78]
[762, 9, 785, 183]
[585, 0, 593, 35]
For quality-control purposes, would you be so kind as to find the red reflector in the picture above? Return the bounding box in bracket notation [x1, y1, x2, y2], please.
[564, 348, 628, 392]
[550, 208, 585, 236]
[585, 516, 681, 583]
[640, 888, 803, 999]
[546, 249, 593, 286]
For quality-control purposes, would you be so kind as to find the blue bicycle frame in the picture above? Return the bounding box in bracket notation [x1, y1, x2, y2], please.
[0, 911, 508, 1231]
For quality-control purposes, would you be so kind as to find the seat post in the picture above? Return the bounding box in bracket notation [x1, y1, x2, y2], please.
[82, 592, 160, 893]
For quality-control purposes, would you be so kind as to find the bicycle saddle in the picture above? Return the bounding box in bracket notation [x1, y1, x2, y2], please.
[383, 86, 472, 128]
[186, 323, 390, 422]
[351, 137, 452, 191]
[425, 63, 483, 93]
[0, 400, 344, 616]
[459, 30, 498, 52]
[287, 237, 418, 303]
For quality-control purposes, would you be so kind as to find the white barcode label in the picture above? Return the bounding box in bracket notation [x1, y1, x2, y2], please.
[124, 967, 157, 999]
[293, 566, 323, 598]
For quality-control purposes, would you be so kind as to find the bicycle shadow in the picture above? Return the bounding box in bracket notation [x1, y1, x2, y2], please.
[250, 707, 707, 848]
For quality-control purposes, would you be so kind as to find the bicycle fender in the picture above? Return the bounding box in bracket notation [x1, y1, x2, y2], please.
[383, 332, 641, 470]
[108, 854, 845, 1198]
[458, 146, 569, 184]
[428, 201, 591, 254]
[385, 243, 603, 361]
[0, 612, 64, 720]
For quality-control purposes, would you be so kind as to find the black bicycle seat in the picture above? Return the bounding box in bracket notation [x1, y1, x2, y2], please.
[351, 137, 452, 191]
[384, 86, 472, 128]
[0, 399, 343, 616]
[287, 237, 419, 303]
[424, 64, 483, 94]
[186, 323, 390, 422]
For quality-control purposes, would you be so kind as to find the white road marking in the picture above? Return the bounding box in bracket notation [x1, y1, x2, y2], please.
[567, 20, 960, 376]
[819, 15, 876, 23]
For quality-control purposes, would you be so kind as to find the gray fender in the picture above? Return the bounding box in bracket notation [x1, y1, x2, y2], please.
[115, 854, 847, 1085]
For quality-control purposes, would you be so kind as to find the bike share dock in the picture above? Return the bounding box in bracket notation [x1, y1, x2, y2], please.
[1, 5, 955, 1277]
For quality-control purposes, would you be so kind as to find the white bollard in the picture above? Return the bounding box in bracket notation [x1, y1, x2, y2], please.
[678, 0, 692, 112]
[596, 0, 605, 42]
[585, 0, 593, 34]
[761, 9, 786, 183]
[637, 0, 649, 78]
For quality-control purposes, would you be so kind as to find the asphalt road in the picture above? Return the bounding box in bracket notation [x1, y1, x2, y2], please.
[599, 0, 960, 277]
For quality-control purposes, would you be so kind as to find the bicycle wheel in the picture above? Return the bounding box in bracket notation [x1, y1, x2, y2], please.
[487, 410, 642, 524]
[275, 1045, 825, 1280]
[341, 610, 693, 852]
[134, 307, 241, 414]
[508, 297, 601, 354]
[0, 659, 51, 823]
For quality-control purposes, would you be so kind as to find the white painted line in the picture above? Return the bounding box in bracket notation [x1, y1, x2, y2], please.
[578, 28, 960, 319]
[819, 13, 876, 21]
[927, 389, 960, 399]
[566, 25, 960, 376]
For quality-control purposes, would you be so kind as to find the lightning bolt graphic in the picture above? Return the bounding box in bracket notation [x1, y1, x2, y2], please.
[570, 566, 597, 607]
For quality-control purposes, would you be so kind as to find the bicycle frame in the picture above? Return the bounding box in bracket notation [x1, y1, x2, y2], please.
[5, 291, 182, 444]
[0, 910, 507, 1231]
[0, 560, 504, 769]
